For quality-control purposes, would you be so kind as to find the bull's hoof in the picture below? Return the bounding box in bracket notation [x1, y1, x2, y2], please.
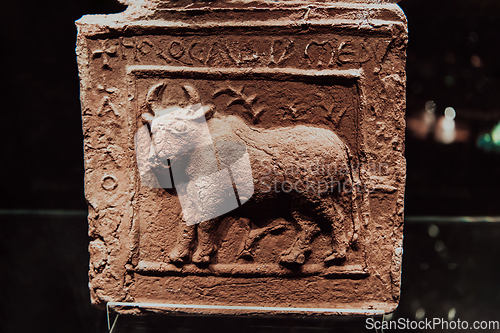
[192, 246, 215, 265]
[168, 245, 190, 264]
[238, 249, 254, 261]
[324, 249, 346, 265]
[279, 251, 306, 265]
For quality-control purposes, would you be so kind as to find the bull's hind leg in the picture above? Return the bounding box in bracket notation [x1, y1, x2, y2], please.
[192, 217, 220, 265]
[169, 220, 196, 264]
[279, 211, 320, 265]
[324, 200, 349, 264]
[238, 218, 288, 260]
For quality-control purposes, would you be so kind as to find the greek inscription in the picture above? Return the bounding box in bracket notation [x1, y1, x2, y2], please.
[169, 41, 185, 59]
[108, 36, 378, 68]
[227, 41, 260, 65]
[189, 42, 210, 64]
[92, 40, 120, 69]
[120, 37, 137, 61]
[305, 41, 334, 67]
[206, 42, 233, 66]
[337, 39, 373, 64]
[138, 39, 154, 55]
[101, 175, 118, 191]
[269, 39, 294, 65]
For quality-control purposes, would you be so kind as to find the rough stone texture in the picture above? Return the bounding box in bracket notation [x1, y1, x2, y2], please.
[76, 0, 407, 315]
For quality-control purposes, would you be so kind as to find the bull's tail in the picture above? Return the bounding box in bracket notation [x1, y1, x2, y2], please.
[343, 144, 361, 248]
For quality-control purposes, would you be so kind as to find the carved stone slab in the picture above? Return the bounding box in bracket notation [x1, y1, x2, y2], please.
[76, 0, 407, 315]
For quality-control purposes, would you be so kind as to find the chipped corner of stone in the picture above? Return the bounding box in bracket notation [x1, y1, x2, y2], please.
[75, 0, 154, 36]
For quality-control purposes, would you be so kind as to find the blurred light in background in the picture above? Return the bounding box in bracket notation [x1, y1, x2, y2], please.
[477, 120, 500, 153]
[415, 308, 426, 320]
[448, 308, 457, 321]
[408, 103, 471, 144]
[471, 55, 482, 68]
[407, 100, 436, 139]
[435, 107, 456, 144]
[428, 224, 439, 238]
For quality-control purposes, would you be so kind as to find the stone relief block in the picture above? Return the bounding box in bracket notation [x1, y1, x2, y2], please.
[76, 0, 407, 315]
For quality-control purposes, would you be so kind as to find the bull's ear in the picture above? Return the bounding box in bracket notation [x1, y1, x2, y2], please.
[202, 104, 215, 120]
[142, 112, 155, 123]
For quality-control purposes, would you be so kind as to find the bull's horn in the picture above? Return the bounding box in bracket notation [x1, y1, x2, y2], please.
[144, 82, 166, 119]
[183, 84, 201, 104]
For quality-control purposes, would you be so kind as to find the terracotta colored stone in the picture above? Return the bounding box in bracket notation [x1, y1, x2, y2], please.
[76, 0, 407, 315]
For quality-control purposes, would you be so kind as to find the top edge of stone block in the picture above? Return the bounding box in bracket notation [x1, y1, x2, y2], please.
[76, 0, 406, 32]
[117, 0, 402, 5]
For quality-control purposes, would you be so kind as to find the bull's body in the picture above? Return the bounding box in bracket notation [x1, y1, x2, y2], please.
[146, 109, 356, 265]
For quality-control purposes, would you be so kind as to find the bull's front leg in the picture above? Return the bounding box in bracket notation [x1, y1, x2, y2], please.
[192, 217, 220, 265]
[169, 218, 196, 264]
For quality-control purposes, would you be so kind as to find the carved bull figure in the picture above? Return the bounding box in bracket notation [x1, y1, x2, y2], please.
[136, 83, 358, 266]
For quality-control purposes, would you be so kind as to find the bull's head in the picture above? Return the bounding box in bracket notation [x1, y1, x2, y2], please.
[135, 83, 254, 225]
[142, 83, 215, 161]
[135, 83, 215, 188]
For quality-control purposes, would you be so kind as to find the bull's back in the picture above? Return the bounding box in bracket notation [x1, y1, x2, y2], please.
[248, 125, 347, 173]
[209, 115, 349, 183]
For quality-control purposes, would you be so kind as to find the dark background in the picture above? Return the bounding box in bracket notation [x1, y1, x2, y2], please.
[1, 0, 499, 332]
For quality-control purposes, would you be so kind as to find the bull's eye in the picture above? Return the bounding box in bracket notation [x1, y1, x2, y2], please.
[172, 121, 188, 134]
[151, 122, 165, 133]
